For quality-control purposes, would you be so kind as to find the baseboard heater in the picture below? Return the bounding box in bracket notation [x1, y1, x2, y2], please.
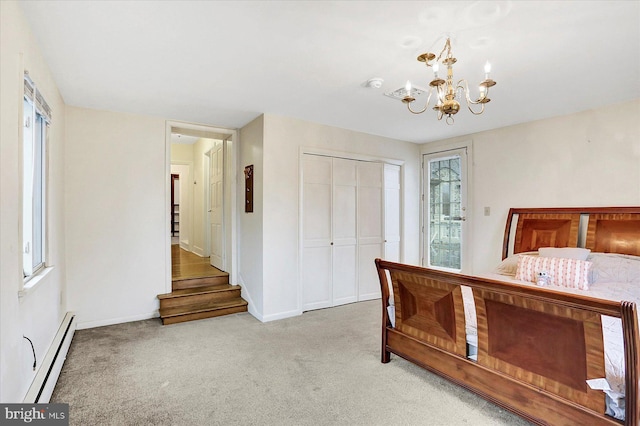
[23, 312, 76, 403]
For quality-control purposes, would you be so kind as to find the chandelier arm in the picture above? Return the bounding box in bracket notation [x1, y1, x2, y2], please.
[405, 87, 435, 114]
[456, 80, 489, 106]
[467, 103, 486, 115]
[406, 102, 429, 115]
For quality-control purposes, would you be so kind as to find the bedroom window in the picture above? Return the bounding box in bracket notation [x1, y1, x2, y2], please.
[23, 72, 51, 280]
[423, 149, 467, 271]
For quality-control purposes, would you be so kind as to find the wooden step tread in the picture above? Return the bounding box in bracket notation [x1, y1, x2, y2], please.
[160, 298, 248, 318]
[172, 271, 229, 281]
[172, 275, 229, 290]
[161, 305, 247, 325]
[158, 284, 241, 300]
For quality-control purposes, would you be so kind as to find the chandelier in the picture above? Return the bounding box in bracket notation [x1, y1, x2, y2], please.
[403, 38, 496, 125]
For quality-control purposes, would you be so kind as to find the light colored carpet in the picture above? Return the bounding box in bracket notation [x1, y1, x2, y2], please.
[52, 301, 532, 425]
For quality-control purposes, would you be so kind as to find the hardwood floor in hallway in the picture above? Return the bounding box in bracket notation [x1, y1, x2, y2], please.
[171, 244, 227, 281]
[160, 245, 246, 325]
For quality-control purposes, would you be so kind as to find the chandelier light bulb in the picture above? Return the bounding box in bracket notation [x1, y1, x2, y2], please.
[433, 62, 440, 77]
[405, 80, 412, 96]
[484, 61, 491, 78]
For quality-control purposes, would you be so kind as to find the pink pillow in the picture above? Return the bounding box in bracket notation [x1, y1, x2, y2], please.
[515, 255, 592, 290]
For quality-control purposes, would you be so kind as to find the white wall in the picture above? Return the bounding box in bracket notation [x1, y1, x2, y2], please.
[238, 115, 265, 319]
[423, 99, 640, 274]
[171, 143, 193, 163]
[0, 0, 67, 402]
[65, 107, 166, 329]
[260, 114, 421, 321]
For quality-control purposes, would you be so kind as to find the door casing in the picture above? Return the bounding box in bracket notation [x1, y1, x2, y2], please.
[165, 121, 238, 293]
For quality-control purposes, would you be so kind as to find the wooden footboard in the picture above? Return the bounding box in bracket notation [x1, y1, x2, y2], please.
[375, 259, 639, 426]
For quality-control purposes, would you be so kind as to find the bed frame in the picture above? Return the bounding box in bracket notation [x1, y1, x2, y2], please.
[376, 207, 640, 425]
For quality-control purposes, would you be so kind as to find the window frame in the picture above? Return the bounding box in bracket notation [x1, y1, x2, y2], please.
[22, 72, 50, 283]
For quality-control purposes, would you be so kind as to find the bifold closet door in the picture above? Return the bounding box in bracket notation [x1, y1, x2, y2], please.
[331, 158, 357, 306]
[302, 155, 332, 311]
[302, 155, 386, 310]
[357, 161, 384, 301]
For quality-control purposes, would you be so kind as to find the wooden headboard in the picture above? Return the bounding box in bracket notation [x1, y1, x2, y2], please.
[502, 207, 640, 259]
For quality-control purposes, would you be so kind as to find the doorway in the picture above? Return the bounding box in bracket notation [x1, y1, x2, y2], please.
[171, 173, 180, 244]
[422, 147, 469, 272]
[165, 122, 237, 294]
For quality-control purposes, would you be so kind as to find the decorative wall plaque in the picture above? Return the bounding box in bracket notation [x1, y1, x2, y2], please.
[244, 165, 254, 213]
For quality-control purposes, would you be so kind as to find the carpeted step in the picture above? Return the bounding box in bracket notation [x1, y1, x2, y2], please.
[158, 284, 241, 309]
[160, 298, 248, 325]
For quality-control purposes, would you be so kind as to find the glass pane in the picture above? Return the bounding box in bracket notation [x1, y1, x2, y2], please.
[32, 114, 44, 269]
[23, 98, 34, 277]
[22, 103, 46, 277]
[428, 156, 461, 270]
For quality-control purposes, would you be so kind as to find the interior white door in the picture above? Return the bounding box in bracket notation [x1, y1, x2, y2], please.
[209, 140, 224, 270]
[357, 161, 383, 301]
[302, 155, 333, 311]
[384, 164, 401, 262]
[331, 158, 358, 306]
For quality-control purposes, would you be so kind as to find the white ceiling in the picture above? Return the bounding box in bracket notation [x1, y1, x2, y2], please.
[19, 1, 640, 144]
[170, 134, 200, 145]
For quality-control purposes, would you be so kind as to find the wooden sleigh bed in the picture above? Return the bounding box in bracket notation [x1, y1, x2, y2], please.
[376, 207, 640, 425]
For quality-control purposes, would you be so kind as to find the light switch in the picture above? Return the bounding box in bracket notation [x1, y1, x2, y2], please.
[484, 206, 490, 216]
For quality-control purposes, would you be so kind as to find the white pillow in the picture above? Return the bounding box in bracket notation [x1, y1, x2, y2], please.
[515, 255, 592, 290]
[539, 247, 590, 261]
[494, 252, 538, 276]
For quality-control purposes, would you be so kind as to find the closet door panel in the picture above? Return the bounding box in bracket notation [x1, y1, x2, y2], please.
[358, 242, 382, 300]
[303, 156, 332, 245]
[302, 155, 332, 311]
[332, 158, 357, 305]
[357, 162, 384, 300]
[332, 185, 356, 243]
[357, 162, 383, 245]
[332, 245, 357, 305]
[302, 246, 332, 310]
[358, 186, 383, 244]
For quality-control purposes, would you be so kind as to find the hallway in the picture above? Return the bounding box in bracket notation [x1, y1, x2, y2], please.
[171, 245, 226, 281]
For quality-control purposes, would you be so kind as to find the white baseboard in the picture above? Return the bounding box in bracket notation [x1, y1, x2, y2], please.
[247, 304, 263, 322]
[238, 273, 263, 321]
[191, 245, 205, 257]
[237, 273, 300, 322]
[261, 308, 301, 322]
[23, 312, 76, 403]
[357, 293, 381, 302]
[76, 311, 159, 330]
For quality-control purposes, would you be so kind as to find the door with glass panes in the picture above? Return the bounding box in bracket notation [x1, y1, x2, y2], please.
[423, 149, 468, 272]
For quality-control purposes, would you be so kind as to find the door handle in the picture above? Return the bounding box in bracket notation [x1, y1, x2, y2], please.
[451, 216, 466, 221]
